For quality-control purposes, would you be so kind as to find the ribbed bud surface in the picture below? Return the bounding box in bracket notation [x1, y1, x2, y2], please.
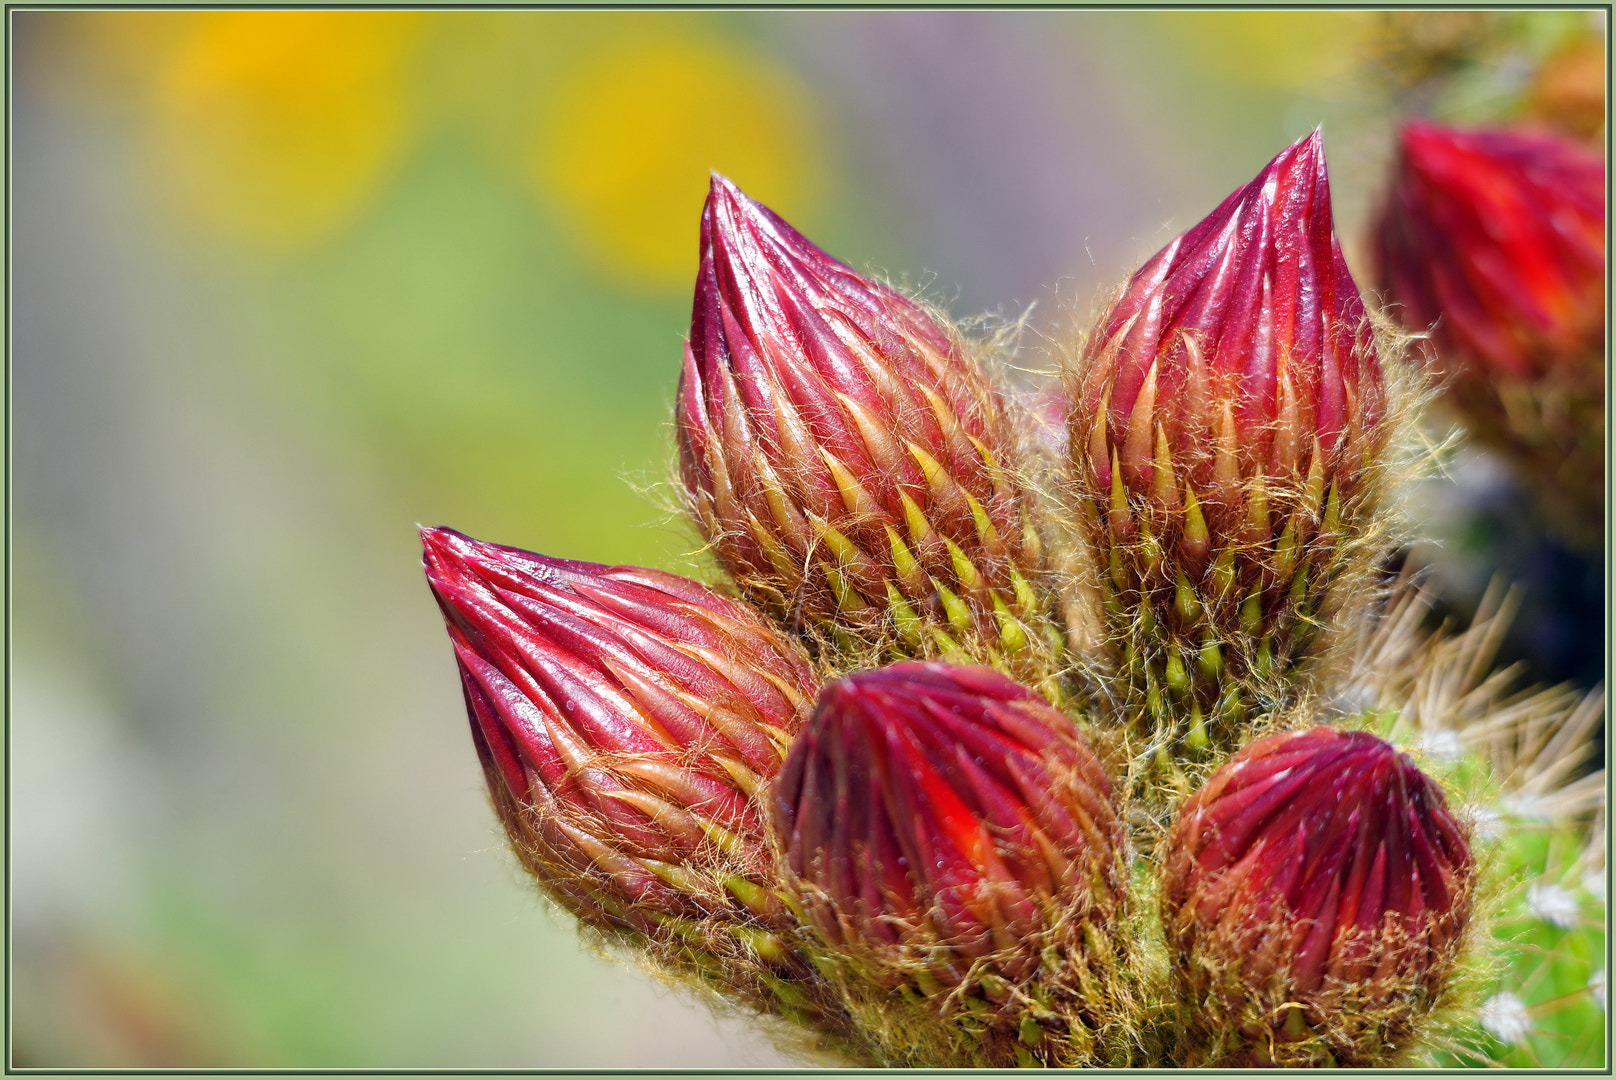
[421, 525, 815, 937]
[1376, 121, 1605, 540]
[1068, 131, 1388, 753]
[771, 661, 1124, 1065]
[1160, 727, 1475, 1066]
[679, 176, 1054, 674]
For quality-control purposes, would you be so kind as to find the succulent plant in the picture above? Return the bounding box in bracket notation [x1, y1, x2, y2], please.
[421, 131, 1605, 1069]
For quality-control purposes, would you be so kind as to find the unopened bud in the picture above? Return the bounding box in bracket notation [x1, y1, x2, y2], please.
[1161, 727, 1475, 1066]
[1069, 130, 1388, 753]
[1376, 121, 1605, 542]
[420, 527, 819, 981]
[771, 661, 1124, 1065]
[679, 176, 1055, 675]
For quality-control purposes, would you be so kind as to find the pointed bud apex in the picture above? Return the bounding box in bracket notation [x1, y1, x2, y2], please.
[1068, 132, 1390, 751]
[678, 176, 1053, 673]
[1161, 727, 1475, 1066]
[421, 526, 816, 936]
[1376, 122, 1605, 538]
[771, 661, 1123, 1063]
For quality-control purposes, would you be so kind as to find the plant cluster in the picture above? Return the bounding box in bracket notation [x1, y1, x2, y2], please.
[422, 116, 1605, 1067]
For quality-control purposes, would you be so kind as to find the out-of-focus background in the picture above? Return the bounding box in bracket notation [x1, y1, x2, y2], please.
[10, 10, 1605, 1068]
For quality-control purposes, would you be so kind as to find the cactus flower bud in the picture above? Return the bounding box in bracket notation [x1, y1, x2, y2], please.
[678, 176, 1055, 676]
[420, 525, 822, 995]
[770, 661, 1124, 1066]
[1375, 121, 1605, 541]
[1068, 130, 1389, 756]
[1160, 726, 1475, 1067]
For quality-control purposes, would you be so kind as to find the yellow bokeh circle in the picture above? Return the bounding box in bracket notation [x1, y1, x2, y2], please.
[532, 33, 824, 291]
[147, 11, 431, 254]
[1153, 11, 1378, 91]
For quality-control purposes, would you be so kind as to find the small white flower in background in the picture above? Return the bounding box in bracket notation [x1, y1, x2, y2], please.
[1500, 791, 1556, 823]
[1479, 992, 1533, 1044]
[1590, 969, 1606, 1012]
[1526, 881, 1581, 928]
[1468, 804, 1505, 842]
[1583, 871, 1606, 902]
[1417, 726, 1464, 761]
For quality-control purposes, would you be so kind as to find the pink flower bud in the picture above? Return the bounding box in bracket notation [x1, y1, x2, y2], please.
[678, 176, 1052, 670]
[1377, 121, 1604, 387]
[421, 525, 816, 935]
[1375, 122, 1605, 541]
[771, 662, 1122, 1000]
[1077, 129, 1383, 505]
[1161, 726, 1475, 1066]
[1068, 132, 1388, 742]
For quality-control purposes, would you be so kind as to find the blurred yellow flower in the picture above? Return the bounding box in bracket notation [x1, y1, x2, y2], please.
[531, 31, 823, 291]
[1152, 11, 1378, 92]
[146, 11, 431, 254]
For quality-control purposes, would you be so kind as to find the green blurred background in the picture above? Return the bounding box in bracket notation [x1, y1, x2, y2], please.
[9, 10, 1603, 1067]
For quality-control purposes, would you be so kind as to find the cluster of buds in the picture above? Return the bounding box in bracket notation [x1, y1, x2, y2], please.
[419, 122, 1599, 1067]
[1067, 130, 1390, 764]
[1375, 120, 1606, 545]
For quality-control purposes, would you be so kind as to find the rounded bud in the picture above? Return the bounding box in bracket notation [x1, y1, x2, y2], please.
[1160, 726, 1476, 1066]
[678, 176, 1055, 674]
[771, 661, 1124, 1064]
[1375, 121, 1605, 542]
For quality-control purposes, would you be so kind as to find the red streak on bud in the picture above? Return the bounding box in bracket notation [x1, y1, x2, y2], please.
[1376, 121, 1605, 382]
[772, 662, 1121, 982]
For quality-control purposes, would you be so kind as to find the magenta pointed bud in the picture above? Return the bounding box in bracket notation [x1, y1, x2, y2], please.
[1160, 726, 1476, 1066]
[771, 662, 1123, 1010]
[1376, 122, 1605, 536]
[1077, 130, 1382, 498]
[1068, 132, 1390, 743]
[1378, 122, 1604, 383]
[420, 525, 817, 936]
[678, 176, 1053, 672]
